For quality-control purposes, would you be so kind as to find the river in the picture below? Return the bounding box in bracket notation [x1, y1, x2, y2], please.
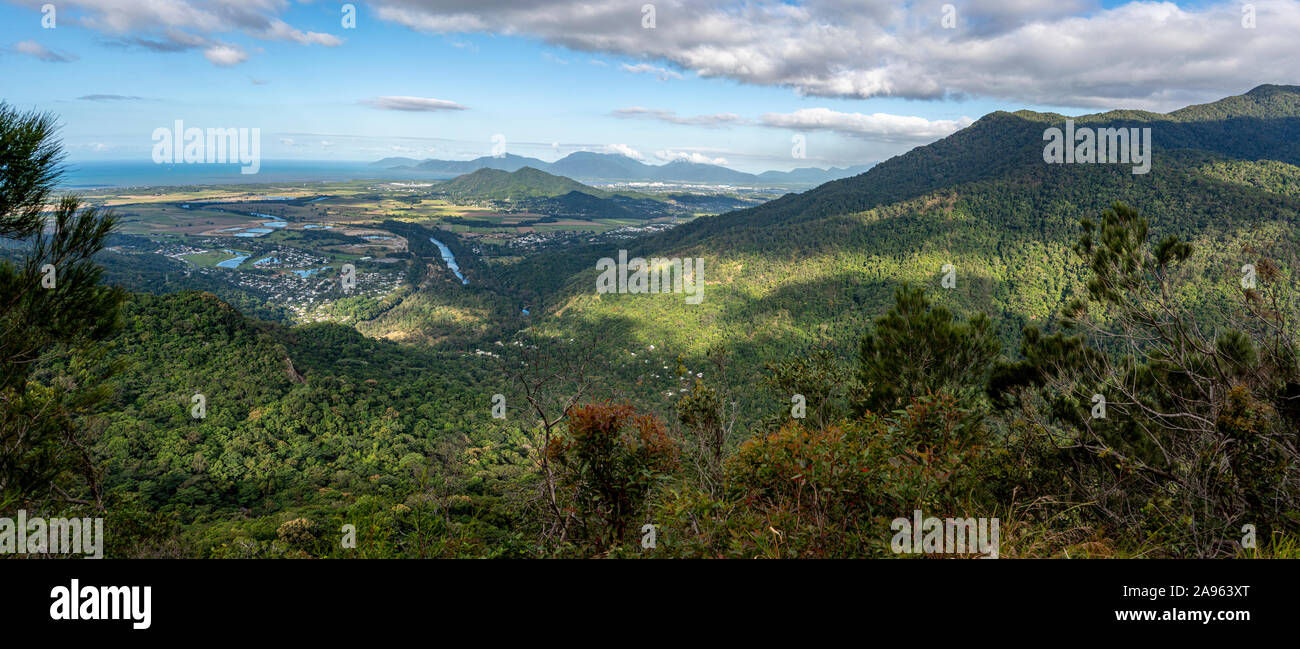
[429, 237, 468, 284]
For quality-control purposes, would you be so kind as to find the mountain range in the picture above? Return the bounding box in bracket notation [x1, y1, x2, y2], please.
[372, 151, 875, 186]
[49, 83, 1300, 559]
[430, 84, 1300, 364]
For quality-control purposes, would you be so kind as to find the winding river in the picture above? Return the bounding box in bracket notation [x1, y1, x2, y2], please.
[429, 237, 468, 284]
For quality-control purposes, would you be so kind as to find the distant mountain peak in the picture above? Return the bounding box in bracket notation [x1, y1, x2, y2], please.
[375, 150, 873, 186]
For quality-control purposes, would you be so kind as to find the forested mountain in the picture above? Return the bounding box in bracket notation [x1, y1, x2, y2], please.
[495, 84, 1300, 360]
[435, 166, 606, 200]
[10, 86, 1300, 559]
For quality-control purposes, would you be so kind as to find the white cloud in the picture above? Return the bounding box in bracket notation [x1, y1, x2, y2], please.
[280, 138, 297, 147]
[612, 107, 743, 127]
[261, 19, 344, 47]
[203, 44, 248, 66]
[13, 40, 77, 62]
[760, 109, 974, 142]
[621, 63, 682, 81]
[370, 0, 1300, 110]
[655, 149, 728, 165]
[14, 0, 343, 66]
[362, 96, 469, 112]
[598, 143, 646, 160]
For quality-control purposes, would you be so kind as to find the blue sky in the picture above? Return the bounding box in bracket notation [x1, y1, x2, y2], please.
[1, 1, 1296, 173]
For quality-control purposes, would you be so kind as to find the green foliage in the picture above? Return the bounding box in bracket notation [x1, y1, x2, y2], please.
[653, 393, 997, 558]
[856, 285, 999, 415]
[1, 103, 126, 509]
[760, 348, 853, 431]
[546, 401, 678, 551]
[991, 202, 1300, 556]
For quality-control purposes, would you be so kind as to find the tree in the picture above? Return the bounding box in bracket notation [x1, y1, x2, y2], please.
[0, 103, 125, 510]
[546, 401, 678, 552]
[496, 333, 598, 548]
[760, 347, 853, 432]
[991, 202, 1300, 556]
[676, 344, 743, 496]
[855, 285, 999, 415]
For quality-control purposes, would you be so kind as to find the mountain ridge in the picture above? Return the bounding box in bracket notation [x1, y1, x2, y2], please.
[373, 150, 875, 186]
[464, 84, 1300, 367]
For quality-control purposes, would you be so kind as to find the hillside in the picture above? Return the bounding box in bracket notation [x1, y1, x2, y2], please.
[435, 166, 608, 201]
[20, 85, 1300, 560]
[487, 85, 1300, 371]
[74, 291, 523, 552]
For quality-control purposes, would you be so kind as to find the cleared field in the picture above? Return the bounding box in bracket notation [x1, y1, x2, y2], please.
[113, 205, 253, 235]
[180, 249, 248, 268]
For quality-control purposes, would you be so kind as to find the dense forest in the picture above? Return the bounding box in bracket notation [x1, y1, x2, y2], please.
[4, 87, 1300, 558]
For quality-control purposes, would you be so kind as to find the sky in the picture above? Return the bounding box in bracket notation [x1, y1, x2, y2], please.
[1, 0, 1297, 173]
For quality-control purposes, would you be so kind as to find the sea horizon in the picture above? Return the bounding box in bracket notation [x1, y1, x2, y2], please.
[57, 159, 452, 190]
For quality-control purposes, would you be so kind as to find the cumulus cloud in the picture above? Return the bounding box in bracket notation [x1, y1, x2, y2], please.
[13, 40, 77, 62]
[760, 109, 974, 142]
[612, 107, 743, 127]
[203, 44, 248, 66]
[362, 96, 469, 112]
[655, 149, 728, 165]
[597, 143, 647, 160]
[15, 0, 342, 66]
[370, 0, 1300, 110]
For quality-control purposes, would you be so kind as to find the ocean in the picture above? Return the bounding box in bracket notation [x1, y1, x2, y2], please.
[58, 160, 452, 189]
